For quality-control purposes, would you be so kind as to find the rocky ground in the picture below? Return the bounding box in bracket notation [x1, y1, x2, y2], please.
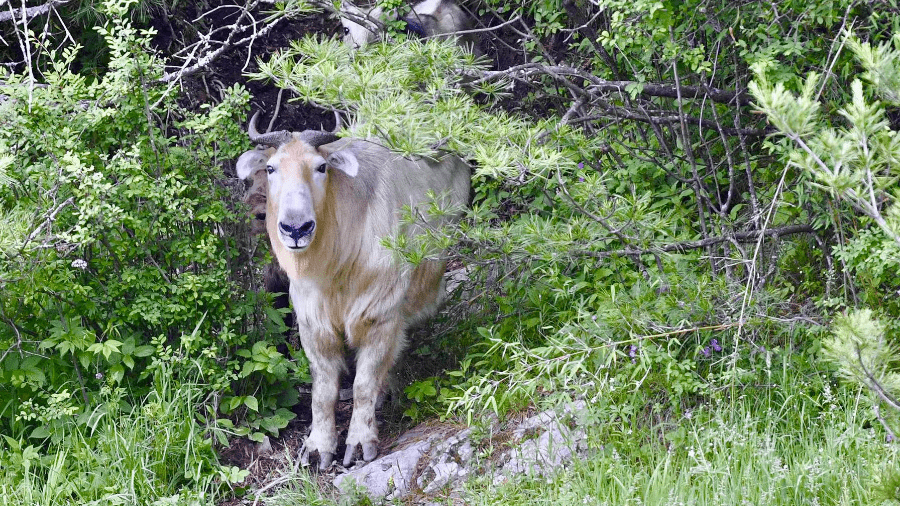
[219, 399, 590, 504]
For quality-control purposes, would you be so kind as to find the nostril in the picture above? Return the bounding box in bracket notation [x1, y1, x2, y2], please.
[279, 220, 316, 241]
[298, 221, 315, 236]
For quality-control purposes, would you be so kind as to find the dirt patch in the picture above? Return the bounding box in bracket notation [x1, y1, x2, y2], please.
[215, 389, 422, 497]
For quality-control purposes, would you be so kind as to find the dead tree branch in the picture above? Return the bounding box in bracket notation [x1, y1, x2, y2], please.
[0, 0, 70, 24]
[574, 224, 817, 259]
[158, 0, 314, 85]
[469, 63, 752, 105]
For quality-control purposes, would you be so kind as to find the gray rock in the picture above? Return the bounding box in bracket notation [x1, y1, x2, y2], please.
[417, 428, 475, 494]
[333, 400, 590, 500]
[256, 436, 273, 456]
[333, 437, 434, 499]
[494, 400, 588, 484]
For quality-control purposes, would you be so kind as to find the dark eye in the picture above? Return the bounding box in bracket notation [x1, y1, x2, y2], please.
[266, 165, 275, 174]
[316, 163, 327, 174]
[343, 27, 350, 35]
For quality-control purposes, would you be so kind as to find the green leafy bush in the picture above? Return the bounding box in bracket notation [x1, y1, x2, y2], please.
[0, 362, 244, 506]
[0, 0, 303, 444]
[752, 31, 900, 440]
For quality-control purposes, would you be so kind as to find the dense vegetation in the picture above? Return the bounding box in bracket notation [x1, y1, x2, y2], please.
[1, 0, 899, 504]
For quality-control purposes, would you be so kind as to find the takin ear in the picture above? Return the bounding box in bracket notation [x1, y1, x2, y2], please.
[325, 150, 359, 178]
[236, 146, 275, 180]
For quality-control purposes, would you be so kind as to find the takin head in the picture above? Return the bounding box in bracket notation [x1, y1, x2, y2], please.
[340, 1, 385, 49]
[340, 0, 479, 54]
[263, 136, 359, 252]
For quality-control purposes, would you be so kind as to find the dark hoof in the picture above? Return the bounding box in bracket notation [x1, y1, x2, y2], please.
[300, 446, 334, 470]
[342, 441, 379, 467]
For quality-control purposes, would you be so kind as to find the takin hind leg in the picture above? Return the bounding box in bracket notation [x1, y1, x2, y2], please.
[401, 259, 447, 328]
[342, 316, 404, 466]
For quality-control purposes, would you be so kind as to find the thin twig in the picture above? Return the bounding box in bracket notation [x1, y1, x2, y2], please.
[555, 167, 633, 244]
[856, 344, 900, 412]
[873, 405, 898, 443]
[252, 472, 297, 506]
[468, 62, 751, 105]
[8, 196, 74, 260]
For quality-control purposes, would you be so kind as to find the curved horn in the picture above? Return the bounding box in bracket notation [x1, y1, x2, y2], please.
[297, 130, 341, 148]
[248, 110, 292, 147]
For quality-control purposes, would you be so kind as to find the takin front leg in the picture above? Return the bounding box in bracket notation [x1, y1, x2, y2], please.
[342, 317, 404, 466]
[299, 327, 344, 469]
[293, 286, 345, 469]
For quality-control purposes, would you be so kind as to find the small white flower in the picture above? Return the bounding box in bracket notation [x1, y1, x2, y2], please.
[71, 259, 88, 270]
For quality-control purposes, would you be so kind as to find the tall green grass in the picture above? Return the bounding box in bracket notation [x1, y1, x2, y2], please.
[2, 352, 892, 505]
[0, 365, 234, 506]
[249, 348, 899, 506]
[2, 338, 893, 506]
[462, 365, 897, 506]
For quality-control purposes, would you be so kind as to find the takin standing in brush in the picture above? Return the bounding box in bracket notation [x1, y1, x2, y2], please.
[340, 0, 481, 55]
[238, 112, 471, 469]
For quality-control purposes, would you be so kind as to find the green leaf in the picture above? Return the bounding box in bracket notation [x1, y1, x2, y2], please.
[133, 345, 155, 358]
[29, 426, 51, 440]
[110, 363, 125, 383]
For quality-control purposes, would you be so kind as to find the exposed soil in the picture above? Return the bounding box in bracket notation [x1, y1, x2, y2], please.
[166, 4, 341, 145]
[215, 392, 442, 504]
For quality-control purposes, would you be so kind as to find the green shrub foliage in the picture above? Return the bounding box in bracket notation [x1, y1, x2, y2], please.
[0, 0, 302, 443]
[752, 32, 900, 442]
[2, 0, 900, 500]
[248, 0, 900, 426]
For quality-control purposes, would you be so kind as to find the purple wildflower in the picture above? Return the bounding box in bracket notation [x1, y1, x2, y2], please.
[628, 345, 638, 358]
[710, 339, 722, 352]
[578, 162, 584, 169]
[700, 347, 711, 358]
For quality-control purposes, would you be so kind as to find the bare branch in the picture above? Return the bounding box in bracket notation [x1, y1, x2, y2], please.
[5, 196, 75, 261]
[856, 344, 900, 412]
[468, 63, 752, 105]
[0, 0, 69, 23]
[555, 166, 635, 245]
[158, 0, 315, 85]
[573, 224, 817, 259]
[569, 108, 772, 137]
[873, 406, 898, 443]
[787, 132, 900, 248]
